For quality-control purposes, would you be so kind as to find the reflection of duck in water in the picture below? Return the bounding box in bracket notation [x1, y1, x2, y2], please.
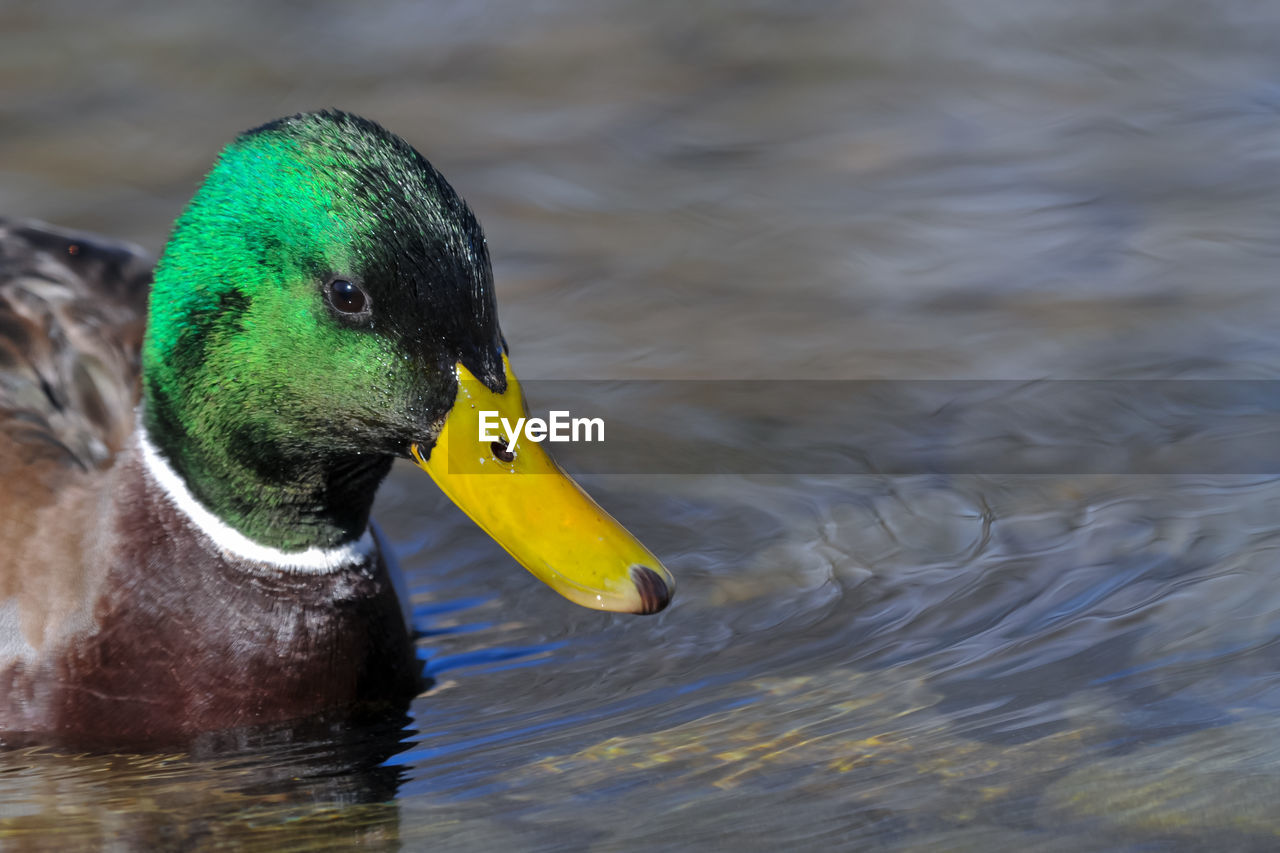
[0, 111, 672, 746]
[0, 710, 414, 845]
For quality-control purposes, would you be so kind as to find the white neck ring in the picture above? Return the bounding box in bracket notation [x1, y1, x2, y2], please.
[135, 423, 376, 574]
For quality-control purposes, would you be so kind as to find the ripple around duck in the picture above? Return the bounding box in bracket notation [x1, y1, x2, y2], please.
[358, 467, 1280, 847]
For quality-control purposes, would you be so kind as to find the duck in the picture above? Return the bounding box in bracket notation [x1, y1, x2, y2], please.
[0, 110, 673, 746]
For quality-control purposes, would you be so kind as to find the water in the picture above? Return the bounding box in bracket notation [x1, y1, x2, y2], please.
[5, 1, 1280, 849]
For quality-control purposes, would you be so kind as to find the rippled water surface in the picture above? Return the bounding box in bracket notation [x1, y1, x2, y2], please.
[5, 1, 1280, 849]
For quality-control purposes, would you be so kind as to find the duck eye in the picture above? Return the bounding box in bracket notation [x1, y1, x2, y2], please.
[327, 279, 368, 315]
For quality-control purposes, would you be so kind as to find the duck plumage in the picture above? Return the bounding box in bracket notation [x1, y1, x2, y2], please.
[0, 219, 418, 745]
[0, 112, 672, 747]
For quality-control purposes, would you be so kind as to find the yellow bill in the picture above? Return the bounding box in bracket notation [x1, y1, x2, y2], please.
[410, 356, 674, 614]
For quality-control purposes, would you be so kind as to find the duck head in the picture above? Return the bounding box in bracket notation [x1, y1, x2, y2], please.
[142, 110, 672, 614]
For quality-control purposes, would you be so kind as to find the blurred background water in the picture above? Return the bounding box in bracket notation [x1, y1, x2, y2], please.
[5, 1, 1280, 850]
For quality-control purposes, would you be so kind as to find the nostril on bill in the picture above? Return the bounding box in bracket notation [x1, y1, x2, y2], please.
[630, 565, 672, 614]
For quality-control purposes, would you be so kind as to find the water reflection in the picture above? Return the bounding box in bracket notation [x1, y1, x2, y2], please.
[0, 714, 413, 850]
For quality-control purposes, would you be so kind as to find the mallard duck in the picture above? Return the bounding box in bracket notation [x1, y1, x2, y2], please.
[0, 111, 673, 746]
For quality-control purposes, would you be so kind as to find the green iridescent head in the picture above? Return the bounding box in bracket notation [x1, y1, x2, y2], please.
[139, 110, 675, 613]
[142, 111, 506, 550]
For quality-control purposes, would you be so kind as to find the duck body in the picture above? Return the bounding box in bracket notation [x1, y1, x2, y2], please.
[0, 112, 672, 747]
[2, 440, 419, 744]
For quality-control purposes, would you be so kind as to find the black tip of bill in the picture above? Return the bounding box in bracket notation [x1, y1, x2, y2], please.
[630, 565, 673, 614]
